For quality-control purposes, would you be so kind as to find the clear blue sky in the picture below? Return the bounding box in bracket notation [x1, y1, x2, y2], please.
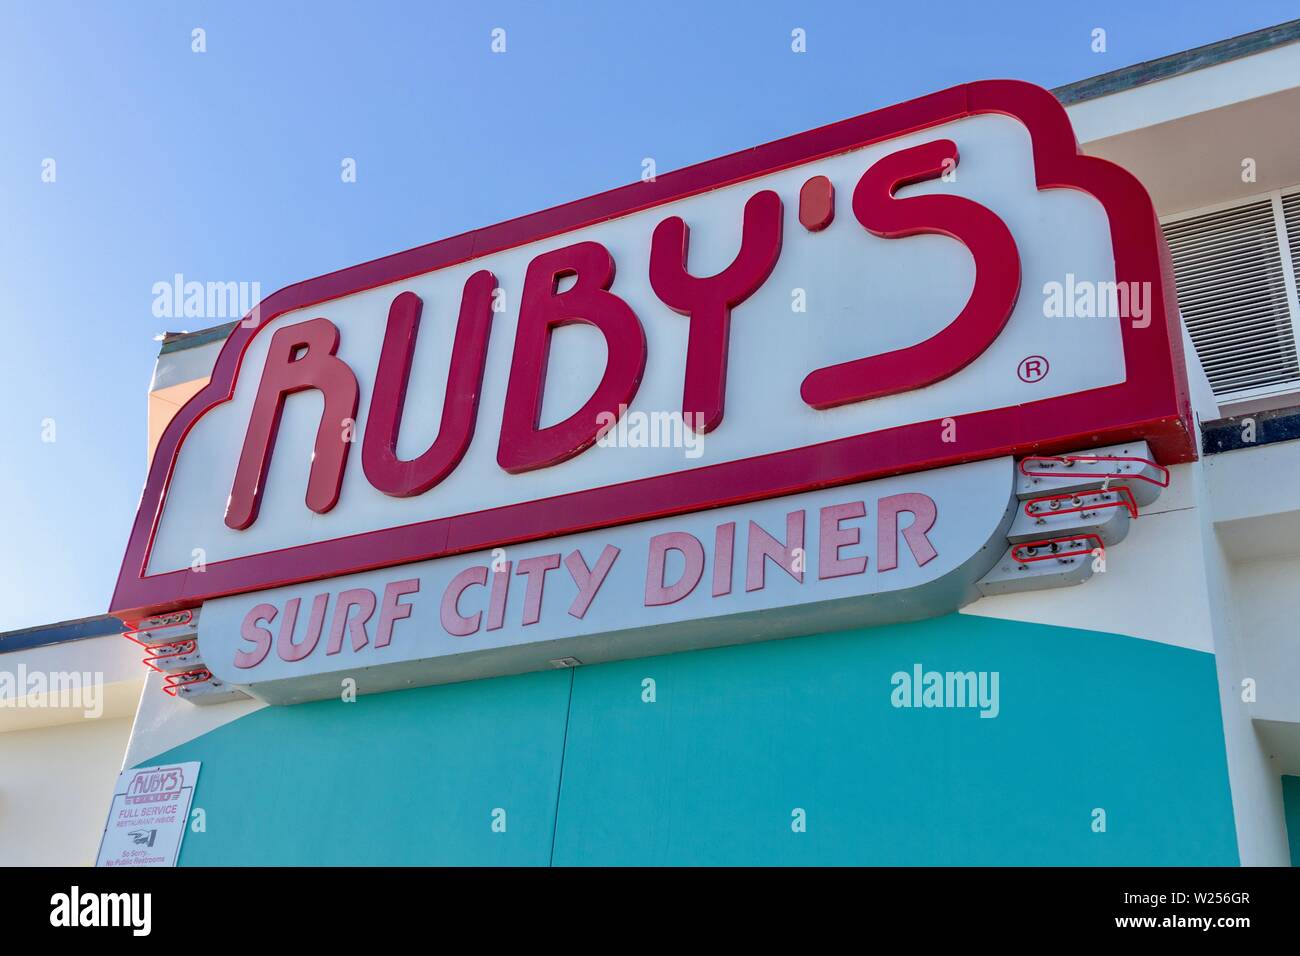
[1, 1, 1293, 632]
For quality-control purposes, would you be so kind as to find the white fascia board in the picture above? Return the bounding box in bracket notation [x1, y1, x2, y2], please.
[0, 634, 144, 732]
[148, 337, 226, 392]
[1205, 439, 1300, 526]
[1067, 41, 1300, 144]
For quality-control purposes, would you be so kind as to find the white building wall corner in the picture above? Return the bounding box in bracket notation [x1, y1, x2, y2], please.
[1191, 460, 1293, 865]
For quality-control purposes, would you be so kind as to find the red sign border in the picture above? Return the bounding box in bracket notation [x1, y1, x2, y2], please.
[111, 80, 1196, 621]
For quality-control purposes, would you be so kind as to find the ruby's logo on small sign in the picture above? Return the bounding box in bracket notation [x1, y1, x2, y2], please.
[126, 767, 184, 805]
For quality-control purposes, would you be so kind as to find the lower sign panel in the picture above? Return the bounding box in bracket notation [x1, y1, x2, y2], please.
[200, 458, 1017, 704]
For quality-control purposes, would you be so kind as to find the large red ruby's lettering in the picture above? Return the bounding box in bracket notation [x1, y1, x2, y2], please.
[498, 242, 646, 473]
[225, 317, 360, 530]
[362, 273, 497, 498]
[800, 140, 1021, 409]
[650, 189, 783, 433]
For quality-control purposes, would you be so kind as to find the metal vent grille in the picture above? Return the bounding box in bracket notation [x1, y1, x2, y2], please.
[1284, 191, 1300, 288]
[1162, 195, 1300, 402]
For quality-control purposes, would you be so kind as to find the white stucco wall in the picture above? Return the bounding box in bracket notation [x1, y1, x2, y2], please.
[0, 631, 144, 865]
[0, 715, 134, 866]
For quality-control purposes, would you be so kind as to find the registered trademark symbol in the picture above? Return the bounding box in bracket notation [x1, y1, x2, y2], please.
[1017, 355, 1049, 383]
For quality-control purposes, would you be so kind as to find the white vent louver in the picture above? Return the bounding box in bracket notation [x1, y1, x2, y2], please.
[1162, 194, 1300, 403]
[1284, 190, 1300, 297]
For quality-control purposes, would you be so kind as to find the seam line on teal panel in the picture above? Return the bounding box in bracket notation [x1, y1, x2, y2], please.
[548, 667, 576, 867]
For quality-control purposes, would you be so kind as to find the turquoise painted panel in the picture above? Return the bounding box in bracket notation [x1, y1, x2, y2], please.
[149, 669, 573, 865]
[143, 614, 1237, 865]
[552, 614, 1239, 865]
[1283, 775, 1300, 867]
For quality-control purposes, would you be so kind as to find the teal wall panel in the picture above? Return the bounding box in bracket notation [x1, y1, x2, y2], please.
[143, 614, 1238, 865]
[552, 614, 1238, 865]
[152, 669, 573, 865]
[1283, 775, 1300, 867]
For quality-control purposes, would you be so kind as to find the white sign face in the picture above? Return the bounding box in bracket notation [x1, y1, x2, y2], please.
[113, 79, 1192, 628]
[96, 762, 200, 868]
[200, 458, 1015, 703]
[147, 114, 1115, 576]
